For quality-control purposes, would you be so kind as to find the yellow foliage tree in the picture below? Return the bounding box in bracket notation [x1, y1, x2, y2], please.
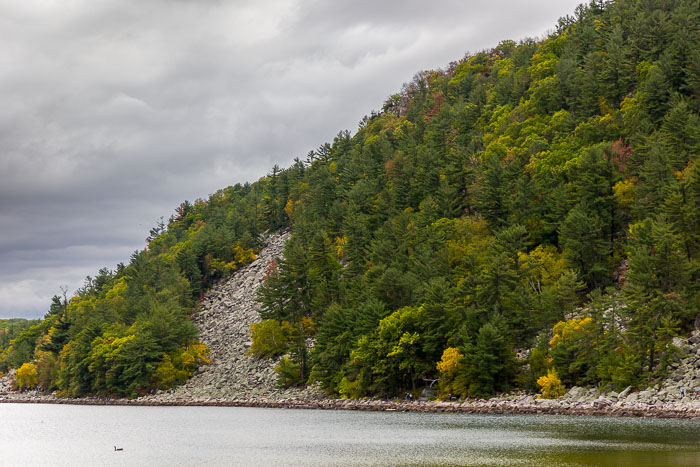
[436, 347, 462, 376]
[333, 236, 348, 259]
[537, 369, 565, 399]
[152, 355, 180, 390]
[517, 244, 567, 293]
[233, 243, 257, 264]
[151, 343, 211, 390]
[613, 179, 636, 208]
[16, 362, 38, 391]
[300, 316, 316, 337]
[284, 198, 300, 222]
[436, 347, 465, 399]
[179, 343, 211, 373]
[549, 317, 593, 347]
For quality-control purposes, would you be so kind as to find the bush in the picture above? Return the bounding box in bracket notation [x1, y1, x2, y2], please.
[16, 362, 38, 390]
[337, 376, 363, 399]
[537, 369, 565, 399]
[275, 357, 302, 388]
[248, 320, 288, 357]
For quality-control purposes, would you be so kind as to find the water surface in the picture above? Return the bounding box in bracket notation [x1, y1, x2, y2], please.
[0, 403, 698, 465]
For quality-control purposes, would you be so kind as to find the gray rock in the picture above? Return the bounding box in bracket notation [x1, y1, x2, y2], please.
[593, 397, 612, 408]
[672, 336, 689, 352]
[564, 386, 586, 401]
[618, 386, 633, 399]
[420, 386, 436, 400]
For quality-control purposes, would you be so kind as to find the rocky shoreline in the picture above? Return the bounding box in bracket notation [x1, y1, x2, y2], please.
[1, 392, 699, 419]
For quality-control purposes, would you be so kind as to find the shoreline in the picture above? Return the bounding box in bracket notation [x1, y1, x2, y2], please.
[2, 393, 699, 419]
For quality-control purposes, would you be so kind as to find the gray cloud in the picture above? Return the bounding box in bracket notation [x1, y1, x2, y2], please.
[0, 0, 581, 318]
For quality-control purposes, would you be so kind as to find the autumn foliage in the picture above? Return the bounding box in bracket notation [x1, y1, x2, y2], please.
[15, 362, 38, 390]
[2, 0, 699, 400]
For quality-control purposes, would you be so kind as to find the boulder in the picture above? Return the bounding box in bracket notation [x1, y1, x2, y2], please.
[593, 397, 612, 408]
[672, 336, 690, 352]
[564, 386, 587, 401]
[618, 386, 633, 399]
[420, 386, 436, 400]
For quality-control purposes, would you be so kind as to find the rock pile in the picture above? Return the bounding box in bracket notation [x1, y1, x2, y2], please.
[661, 332, 700, 399]
[561, 330, 700, 404]
[141, 230, 324, 403]
[0, 375, 11, 393]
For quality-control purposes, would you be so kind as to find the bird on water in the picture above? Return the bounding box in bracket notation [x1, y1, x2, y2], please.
[114, 446, 123, 451]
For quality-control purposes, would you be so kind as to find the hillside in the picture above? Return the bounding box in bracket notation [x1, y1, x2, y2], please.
[1, 0, 699, 400]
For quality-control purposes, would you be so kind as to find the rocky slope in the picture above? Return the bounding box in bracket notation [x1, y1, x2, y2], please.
[144, 230, 323, 401]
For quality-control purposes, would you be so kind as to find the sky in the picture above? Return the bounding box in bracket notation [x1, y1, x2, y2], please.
[0, 0, 583, 319]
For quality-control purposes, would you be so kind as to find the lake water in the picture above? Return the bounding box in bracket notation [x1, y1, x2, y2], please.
[0, 403, 698, 466]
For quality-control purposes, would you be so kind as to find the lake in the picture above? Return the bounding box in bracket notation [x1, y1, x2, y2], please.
[0, 403, 698, 466]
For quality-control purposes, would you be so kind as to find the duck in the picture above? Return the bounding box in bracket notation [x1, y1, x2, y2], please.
[114, 446, 123, 451]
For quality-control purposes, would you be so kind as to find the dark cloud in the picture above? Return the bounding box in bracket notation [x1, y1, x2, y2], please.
[0, 0, 581, 318]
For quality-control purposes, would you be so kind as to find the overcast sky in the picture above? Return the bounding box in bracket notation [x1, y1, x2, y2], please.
[0, 0, 582, 319]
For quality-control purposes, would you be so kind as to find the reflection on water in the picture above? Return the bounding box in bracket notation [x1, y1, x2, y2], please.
[0, 403, 697, 466]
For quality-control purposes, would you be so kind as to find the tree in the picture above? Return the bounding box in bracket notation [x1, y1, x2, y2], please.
[537, 369, 565, 399]
[457, 318, 516, 398]
[559, 203, 610, 288]
[436, 347, 465, 399]
[248, 320, 289, 358]
[257, 238, 311, 323]
[275, 357, 302, 388]
[622, 217, 688, 383]
[15, 362, 38, 391]
[477, 153, 508, 228]
[346, 306, 430, 397]
[548, 317, 597, 387]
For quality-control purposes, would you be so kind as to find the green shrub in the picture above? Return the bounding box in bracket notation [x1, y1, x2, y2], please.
[248, 320, 288, 357]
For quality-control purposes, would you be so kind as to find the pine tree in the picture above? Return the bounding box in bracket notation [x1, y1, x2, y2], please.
[559, 203, 610, 288]
[623, 217, 688, 382]
[458, 318, 515, 398]
[477, 154, 508, 228]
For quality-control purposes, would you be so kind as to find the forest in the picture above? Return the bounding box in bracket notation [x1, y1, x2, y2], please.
[1, 0, 699, 399]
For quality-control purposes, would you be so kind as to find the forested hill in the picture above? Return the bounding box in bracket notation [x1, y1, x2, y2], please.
[2, 0, 699, 399]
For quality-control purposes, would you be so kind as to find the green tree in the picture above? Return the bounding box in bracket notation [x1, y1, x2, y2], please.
[248, 320, 289, 358]
[559, 203, 610, 288]
[457, 319, 516, 398]
[623, 217, 688, 383]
